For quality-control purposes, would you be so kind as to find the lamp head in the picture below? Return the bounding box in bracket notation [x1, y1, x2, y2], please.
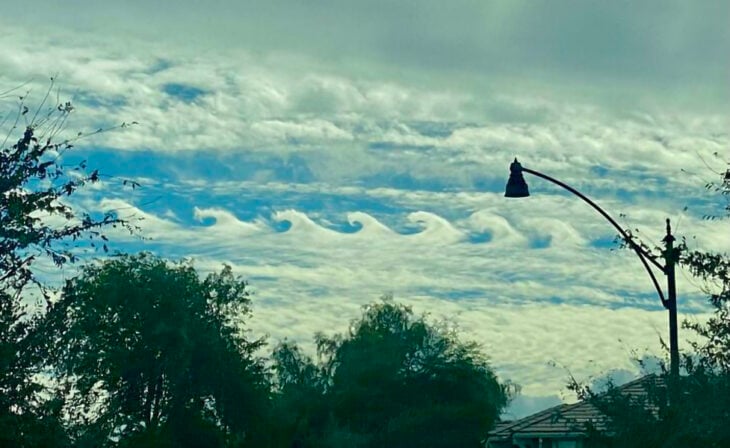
[504, 158, 530, 198]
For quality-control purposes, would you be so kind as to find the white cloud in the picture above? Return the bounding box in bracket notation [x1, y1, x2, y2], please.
[3, 6, 728, 408]
[78, 193, 722, 396]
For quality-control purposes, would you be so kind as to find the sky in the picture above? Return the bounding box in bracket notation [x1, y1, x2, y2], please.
[2, 0, 729, 419]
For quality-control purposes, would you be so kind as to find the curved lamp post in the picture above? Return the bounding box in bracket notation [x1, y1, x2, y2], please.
[505, 158, 680, 379]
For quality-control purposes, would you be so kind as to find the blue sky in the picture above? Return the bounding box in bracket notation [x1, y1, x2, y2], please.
[2, 0, 728, 418]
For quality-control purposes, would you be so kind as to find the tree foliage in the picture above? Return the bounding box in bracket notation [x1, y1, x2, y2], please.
[270, 299, 514, 448]
[41, 253, 270, 447]
[270, 342, 330, 448]
[571, 372, 730, 447]
[1, 83, 135, 294]
[0, 83, 136, 447]
[0, 287, 71, 447]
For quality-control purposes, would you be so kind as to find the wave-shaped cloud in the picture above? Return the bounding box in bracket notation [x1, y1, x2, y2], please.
[4, 9, 728, 411]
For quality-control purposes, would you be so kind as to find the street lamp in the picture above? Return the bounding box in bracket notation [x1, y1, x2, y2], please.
[504, 158, 680, 379]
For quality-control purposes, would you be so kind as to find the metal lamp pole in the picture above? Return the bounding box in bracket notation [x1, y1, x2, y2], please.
[504, 158, 680, 378]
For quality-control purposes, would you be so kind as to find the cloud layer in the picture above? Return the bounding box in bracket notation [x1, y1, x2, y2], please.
[2, 2, 728, 417]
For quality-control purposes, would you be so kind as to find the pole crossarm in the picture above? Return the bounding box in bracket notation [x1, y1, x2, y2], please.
[520, 166, 670, 309]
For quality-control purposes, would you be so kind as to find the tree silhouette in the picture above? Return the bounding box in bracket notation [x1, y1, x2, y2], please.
[271, 298, 514, 448]
[42, 253, 270, 447]
[1, 82, 136, 447]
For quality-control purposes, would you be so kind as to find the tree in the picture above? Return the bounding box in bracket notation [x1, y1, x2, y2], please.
[1, 82, 136, 447]
[1, 82, 136, 293]
[570, 371, 730, 447]
[270, 298, 514, 448]
[269, 342, 330, 448]
[41, 253, 270, 447]
[0, 288, 71, 447]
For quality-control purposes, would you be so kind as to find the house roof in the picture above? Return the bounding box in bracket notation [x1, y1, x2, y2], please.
[488, 374, 664, 441]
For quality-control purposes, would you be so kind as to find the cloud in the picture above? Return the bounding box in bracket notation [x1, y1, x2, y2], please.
[504, 394, 563, 420]
[72, 192, 718, 396]
[2, 3, 728, 405]
[4, 0, 728, 112]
